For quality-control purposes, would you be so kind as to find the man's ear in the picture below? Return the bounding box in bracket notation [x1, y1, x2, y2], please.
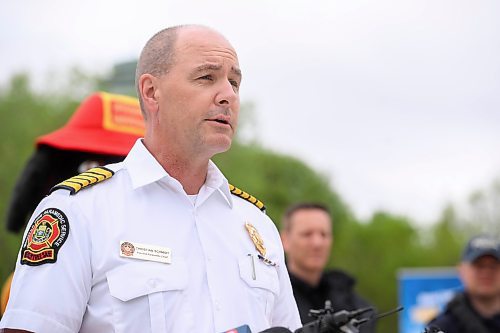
[138, 74, 158, 115]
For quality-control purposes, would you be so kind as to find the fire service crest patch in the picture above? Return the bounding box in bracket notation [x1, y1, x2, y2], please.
[20, 208, 70, 266]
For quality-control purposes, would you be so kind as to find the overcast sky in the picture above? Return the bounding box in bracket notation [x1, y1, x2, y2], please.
[2, 0, 500, 225]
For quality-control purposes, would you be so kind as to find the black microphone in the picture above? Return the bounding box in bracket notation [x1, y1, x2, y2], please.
[295, 308, 374, 333]
[329, 307, 374, 327]
[296, 305, 404, 333]
[423, 325, 445, 333]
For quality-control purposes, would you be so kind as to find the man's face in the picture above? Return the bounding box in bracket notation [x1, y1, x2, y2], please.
[459, 255, 500, 300]
[282, 209, 333, 274]
[154, 27, 241, 158]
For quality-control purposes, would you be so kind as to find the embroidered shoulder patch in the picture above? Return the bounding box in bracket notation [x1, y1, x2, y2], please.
[21, 208, 69, 266]
[229, 184, 266, 212]
[50, 166, 114, 195]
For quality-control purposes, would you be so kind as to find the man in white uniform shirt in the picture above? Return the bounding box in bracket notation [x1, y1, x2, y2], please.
[0, 25, 301, 333]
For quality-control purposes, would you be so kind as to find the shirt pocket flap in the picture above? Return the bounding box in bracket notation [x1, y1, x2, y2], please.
[107, 261, 188, 302]
[238, 255, 280, 295]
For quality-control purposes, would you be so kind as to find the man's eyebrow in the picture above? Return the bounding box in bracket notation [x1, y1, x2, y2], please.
[194, 64, 222, 73]
[231, 67, 242, 79]
[192, 64, 242, 79]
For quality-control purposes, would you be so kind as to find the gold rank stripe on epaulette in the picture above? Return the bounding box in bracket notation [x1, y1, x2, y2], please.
[229, 184, 266, 212]
[49, 167, 114, 195]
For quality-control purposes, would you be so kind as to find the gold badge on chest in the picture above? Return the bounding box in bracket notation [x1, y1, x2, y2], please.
[245, 222, 266, 257]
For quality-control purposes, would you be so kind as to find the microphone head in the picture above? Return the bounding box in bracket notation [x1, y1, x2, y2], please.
[424, 325, 445, 333]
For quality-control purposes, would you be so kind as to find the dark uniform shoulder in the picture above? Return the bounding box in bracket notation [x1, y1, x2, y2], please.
[229, 184, 266, 212]
[324, 269, 357, 288]
[49, 166, 115, 195]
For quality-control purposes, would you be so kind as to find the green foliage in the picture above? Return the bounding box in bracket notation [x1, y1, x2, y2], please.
[0, 73, 80, 279]
[214, 143, 354, 231]
[331, 212, 420, 332]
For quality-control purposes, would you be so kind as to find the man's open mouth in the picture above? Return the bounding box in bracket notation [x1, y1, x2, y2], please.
[206, 115, 231, 126]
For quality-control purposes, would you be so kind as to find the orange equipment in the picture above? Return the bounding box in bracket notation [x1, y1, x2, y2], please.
[1, 92, 144, 317]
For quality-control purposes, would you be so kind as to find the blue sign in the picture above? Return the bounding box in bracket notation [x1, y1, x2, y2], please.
[398, 268, 463, 333]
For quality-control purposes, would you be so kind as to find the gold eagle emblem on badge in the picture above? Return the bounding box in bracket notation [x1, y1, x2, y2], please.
[245, 222, 266, 257]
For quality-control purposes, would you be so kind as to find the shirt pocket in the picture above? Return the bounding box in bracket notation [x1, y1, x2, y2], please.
[238, 254, 280, 320]
[106, 260, 192, 333]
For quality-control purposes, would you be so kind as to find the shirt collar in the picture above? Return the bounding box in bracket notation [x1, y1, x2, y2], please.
[124, 139, 233, 208]
[206, 159, 233, 208]
[124, 139, 169, 189]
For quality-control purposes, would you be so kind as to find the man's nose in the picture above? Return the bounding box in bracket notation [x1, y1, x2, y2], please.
[311, 234, 325, 246]
[215, 80, 238, 107]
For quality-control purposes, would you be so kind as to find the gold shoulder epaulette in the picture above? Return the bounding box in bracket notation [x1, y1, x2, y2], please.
[49, 167, 114, 195]
[229, 184, 266, 212]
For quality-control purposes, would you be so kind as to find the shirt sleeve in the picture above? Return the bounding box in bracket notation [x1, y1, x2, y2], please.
[272, 261, 303, 330]
[0, 191, 92, 333]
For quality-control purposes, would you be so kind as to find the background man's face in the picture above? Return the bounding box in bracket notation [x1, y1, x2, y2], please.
[459, 255, 500, 299]
[282, 209, 333, 274]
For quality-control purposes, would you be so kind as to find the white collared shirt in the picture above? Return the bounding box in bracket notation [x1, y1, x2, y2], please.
[1, 139, 301, 333]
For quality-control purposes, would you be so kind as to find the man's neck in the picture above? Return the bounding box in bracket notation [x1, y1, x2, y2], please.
[166, 161, 208, 195]
[469, 293, 500, 318]
[289, 264, 323, 287]
[143, 138, 210, 195]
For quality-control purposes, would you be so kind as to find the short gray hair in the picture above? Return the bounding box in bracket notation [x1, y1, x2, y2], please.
[135, 25, 183, 118]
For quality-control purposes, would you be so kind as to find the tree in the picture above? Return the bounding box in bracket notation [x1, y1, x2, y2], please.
[458, 178, 500, 237]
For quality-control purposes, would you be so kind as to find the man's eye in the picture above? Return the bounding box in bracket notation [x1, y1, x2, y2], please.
[199, 75, 213, 81]
[229, 80, 239, 88]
